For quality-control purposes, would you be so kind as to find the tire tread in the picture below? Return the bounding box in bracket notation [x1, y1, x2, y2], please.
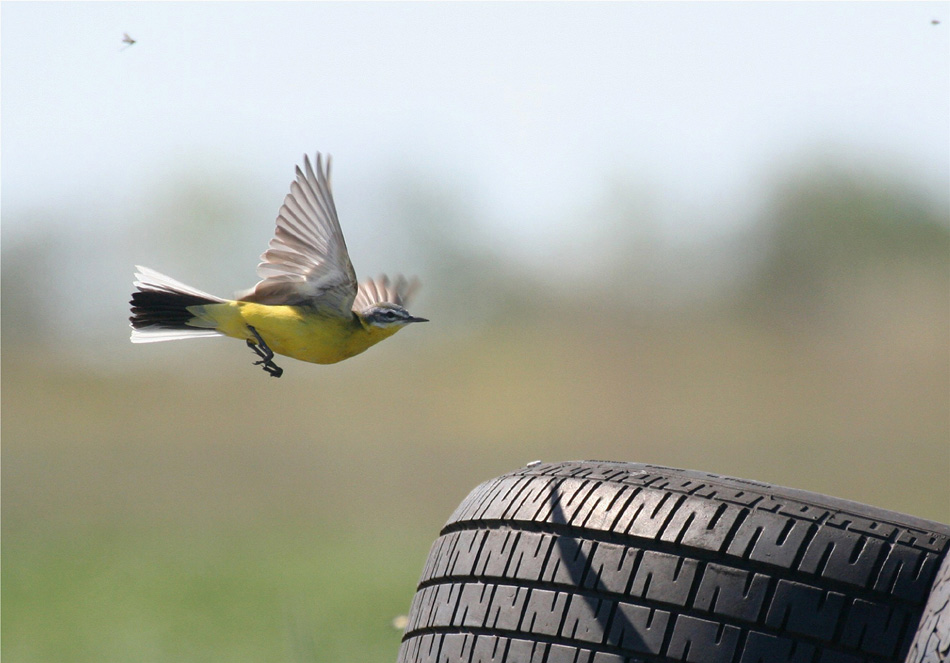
[399, 462, 950, 663]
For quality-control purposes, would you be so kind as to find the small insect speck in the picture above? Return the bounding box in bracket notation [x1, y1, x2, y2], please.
[932, 19, 941, 25]
[121, 33, 136, 50]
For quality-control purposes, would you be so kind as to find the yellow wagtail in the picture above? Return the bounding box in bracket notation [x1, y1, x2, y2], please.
[129, 153, 427, 378]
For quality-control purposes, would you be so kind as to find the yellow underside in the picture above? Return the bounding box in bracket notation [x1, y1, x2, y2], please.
[186, 301, 401, 364]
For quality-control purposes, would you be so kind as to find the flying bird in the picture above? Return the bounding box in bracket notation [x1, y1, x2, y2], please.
[130, 153, 427, 378]
[121, 33, 136, 50]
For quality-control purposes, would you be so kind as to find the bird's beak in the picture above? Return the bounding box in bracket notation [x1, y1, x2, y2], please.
[408, 316, 429, 323]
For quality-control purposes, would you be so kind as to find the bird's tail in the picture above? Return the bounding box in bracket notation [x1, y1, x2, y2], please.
[129, 266, 226, 343]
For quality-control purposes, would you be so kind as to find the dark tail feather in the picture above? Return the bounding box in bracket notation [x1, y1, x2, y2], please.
[130, 289, 218, 329]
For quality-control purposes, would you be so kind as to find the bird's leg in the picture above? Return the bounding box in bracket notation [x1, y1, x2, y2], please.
[246, 325, 283, 378]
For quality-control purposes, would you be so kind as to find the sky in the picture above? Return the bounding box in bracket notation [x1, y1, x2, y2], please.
[3, 2, 948, 253]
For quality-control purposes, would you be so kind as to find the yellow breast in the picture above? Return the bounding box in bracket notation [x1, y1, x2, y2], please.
[191, 301, 400, 364]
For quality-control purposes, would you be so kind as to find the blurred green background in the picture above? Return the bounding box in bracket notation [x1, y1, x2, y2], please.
[3, 3, 948, 662]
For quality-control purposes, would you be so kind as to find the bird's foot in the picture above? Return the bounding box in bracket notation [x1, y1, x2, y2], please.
[246, 326, 284, 378]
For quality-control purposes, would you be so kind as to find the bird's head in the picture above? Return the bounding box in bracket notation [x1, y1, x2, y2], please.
[358, 303, 428, 331]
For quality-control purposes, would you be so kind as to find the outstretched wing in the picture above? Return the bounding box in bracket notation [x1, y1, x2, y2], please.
[353, 275, 420, 313]
[239, 153, 358, 314]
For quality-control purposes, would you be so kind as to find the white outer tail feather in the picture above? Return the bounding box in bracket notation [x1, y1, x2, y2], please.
[132, 266, 223, 300]
[131, 328, 222, 343]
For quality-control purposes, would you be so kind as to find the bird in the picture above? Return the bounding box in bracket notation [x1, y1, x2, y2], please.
[121, 33, 136, 50]
[129, 153, 427, 378]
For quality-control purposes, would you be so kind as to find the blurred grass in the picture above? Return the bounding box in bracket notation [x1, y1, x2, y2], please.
[3, 162, 949, 661]
[3, 525, 425, 663]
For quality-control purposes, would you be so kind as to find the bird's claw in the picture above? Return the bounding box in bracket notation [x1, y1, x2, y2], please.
[246, 326, 283, 378]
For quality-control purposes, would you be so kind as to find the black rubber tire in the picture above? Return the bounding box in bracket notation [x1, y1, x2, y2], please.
[398, 461, 950, 663]
[904, 553, 950, 663]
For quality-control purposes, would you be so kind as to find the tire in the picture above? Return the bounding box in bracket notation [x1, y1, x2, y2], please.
[398, 461, 950, 663]
[904, 553, 950, 663]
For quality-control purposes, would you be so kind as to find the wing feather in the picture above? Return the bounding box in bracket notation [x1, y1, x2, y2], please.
[353, 274, 421, 313]
[239, 153, 358, 312]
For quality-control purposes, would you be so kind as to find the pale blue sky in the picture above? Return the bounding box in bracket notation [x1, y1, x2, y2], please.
[3, 1, 947, 251]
